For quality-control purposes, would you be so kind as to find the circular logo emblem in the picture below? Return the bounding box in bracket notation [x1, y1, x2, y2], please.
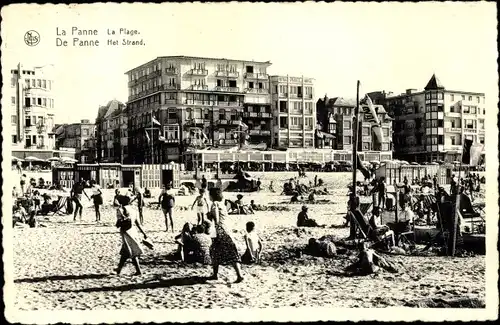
[24, 30, 40, 46]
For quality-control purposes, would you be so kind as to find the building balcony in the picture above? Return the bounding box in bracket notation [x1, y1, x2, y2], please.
[188, 69, 208, 76]
[242, 112, 272, 119]
[446, 112, 461, 118]
[165, 67, 178, 75]
[479, 129, 485, 134]
[215, 86, 239, 93]
[245, 73, 269, 80]
[244, 88, 269, 94]
[163, 84, 180, 90]
[444, 127, 461, 133]
[216, 71, 239, 78]
[188, 85, 208, 91]
[216, 101, 241, 107]
[278, 93, 288, 98]
[464, 128, 477, 133]
[260, 112, 272, 118]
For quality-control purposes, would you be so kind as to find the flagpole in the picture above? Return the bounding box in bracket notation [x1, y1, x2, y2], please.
[151, 109, 154, 165]
[351, 81, 360, 207]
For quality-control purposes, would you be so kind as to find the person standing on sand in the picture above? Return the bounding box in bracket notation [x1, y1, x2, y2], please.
[207, 188, 244, 283]
[191, 188, 210, 225]
[115, 206, 148, 276]
[71, 178, 89, 221]
[90, 180, 103, 222]
[159, 184, 175, 232]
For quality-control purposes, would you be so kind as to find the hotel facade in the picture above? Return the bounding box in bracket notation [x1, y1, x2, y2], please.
[385, 74, 486, 163]
[270, 75, 316, 148]
[8, 63, 63, 159]
[124, 56, 273, 164]
[315, 96, 393, 162]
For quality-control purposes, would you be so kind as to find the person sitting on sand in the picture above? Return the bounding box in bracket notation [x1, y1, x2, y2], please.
[13, 202, 28, 225]
[113, 189, 121, 207]
[175, 222, 194, 262]
[297, 205, 320, 227]
[269, 181, 275, 193]
[250, 200, 266, 211]
[345, 242, 399, 275]
[308, 191, 316, 203]
[190, 223, 213, 265]
[290, 192, 301, 203]
[241, 221, 263, 264]
[235, 194, 254, 214]
[305, 237, 337, 257]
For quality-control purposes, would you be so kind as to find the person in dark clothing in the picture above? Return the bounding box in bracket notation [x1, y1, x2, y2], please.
[71, 178, 89, 221]
[297, 205, 319, 227]
[159, 184, 175, 232]
[201, 175, 208, 190]
[377, 177, 387, 210]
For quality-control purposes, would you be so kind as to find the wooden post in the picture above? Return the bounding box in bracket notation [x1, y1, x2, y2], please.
[451, 162, 462, 256]
[351, 81, 360, 206]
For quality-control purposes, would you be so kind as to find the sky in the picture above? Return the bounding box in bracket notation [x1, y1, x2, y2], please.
[1, 2, 497, 124]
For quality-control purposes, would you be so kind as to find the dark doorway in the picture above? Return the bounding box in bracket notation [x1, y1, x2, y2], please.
[123, 171, 135, 188]
[162, 170, 174, 187]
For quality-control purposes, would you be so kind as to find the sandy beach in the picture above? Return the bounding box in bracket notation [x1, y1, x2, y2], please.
[12, 172, 486, 310]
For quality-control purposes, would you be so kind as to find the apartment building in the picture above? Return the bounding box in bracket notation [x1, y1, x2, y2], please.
[385, 74, 486, 163]
[55, 119, 96, 163]
[95, 100, 128, 163]
[316, 96, 393, 157]
[125, 56, 272, 164]
[8, 63, 58, 159]
[270, 75, 316, 148]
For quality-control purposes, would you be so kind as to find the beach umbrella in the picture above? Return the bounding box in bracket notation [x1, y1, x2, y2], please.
[410, 162, 419, 165]
[12, 157, 23, 162]
[429, 162, 439, 165]
[47, 157, 61, 162]
[399, 161, 409, 165]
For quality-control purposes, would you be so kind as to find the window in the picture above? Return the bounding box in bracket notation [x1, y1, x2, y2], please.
[478, 119, 484, 129]
[249, 82, 254, 89]
[12, 135, 17, 143]
[450, 94, 454, 101]
[11, 96, 15, 105]
[463, 106, 469, 113]
[465, 119, 475, 129]
[258, 82, 263, 89]
[383, 128, 390, 137]
[479, 136, 485, 144]
[450, 136, 456, 145]
[217, 79, 223, 87]
[36, 79, 41, 87]
[11, 115, 17, 124]
[26, 137, 31, 147]
[343, 121, 351, 129]
[470, 106, 477, 114]
[343, 136, 351, 145]
[362, 126, 370, 136]
[362, 142, 370, 150]
[165, 125, 179, 140]
[279, 101, 287, 113]
[468, 96, 472, 101]
[246, 66, 253, 73]
[477, 96, 480, 103]
[31, 79, 35, 87]
[438, 135, 444, 145]
[425, 93, 430, 99]
[279, 116, 288, 128]
[25, 116, 32, 127]
[228, 80, 237, 87]
[43, 98, 47, 107]
[461, 95, 465, 100]
[438, 93, 443, 100]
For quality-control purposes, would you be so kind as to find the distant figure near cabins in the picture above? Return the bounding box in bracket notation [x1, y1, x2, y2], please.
[377, 177, 387, 210]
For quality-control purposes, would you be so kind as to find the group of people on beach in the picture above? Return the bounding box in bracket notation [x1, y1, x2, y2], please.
[114, 184, 263, 282]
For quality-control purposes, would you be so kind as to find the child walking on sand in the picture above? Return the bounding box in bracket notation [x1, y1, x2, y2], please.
[191, 188, 210, 225]
[242, 221, 263, 264]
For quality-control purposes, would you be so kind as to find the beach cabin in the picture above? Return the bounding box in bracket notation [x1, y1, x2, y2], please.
[375, 162, 451, 185]
[52, 163, 181, 189]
